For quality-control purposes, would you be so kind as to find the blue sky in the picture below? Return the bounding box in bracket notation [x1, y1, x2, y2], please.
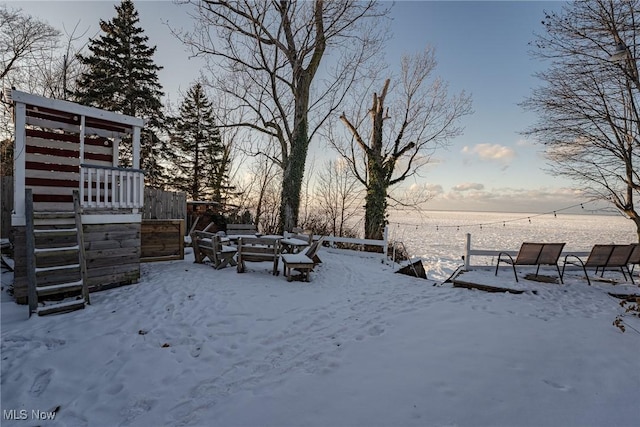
[7, 0, 594, 214]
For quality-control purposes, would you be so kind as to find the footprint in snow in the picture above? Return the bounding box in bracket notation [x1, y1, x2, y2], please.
[29, 368, 53, 396]
[543, 379, 571, 391]
[368, 325, 385, 336]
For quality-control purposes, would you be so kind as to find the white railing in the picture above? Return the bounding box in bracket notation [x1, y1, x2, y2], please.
[80, 164, 145, 210]
[463, 233, 590, 270]
[316, 225, 389, 260]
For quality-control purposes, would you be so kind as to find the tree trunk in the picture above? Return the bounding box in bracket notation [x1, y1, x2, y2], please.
[364, 159, 387, 240]
[279, 72, 312, 233]
[279, 137, 308, 232]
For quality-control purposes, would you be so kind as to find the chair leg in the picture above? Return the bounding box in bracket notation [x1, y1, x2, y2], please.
[625, 266, 635, 285]
[555, 264, 563, 284]
[584, 266, 591, 286]
[620, 266, 629, 282]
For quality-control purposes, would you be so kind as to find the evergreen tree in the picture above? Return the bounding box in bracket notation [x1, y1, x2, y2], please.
[169, 83, 230, 202]
[74, 0, 166, 185]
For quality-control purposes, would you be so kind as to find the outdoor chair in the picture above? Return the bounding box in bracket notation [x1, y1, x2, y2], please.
[281, 237, 324, 282]
[236, 237, 280, 275]
[191, 231, 237, 269]
[562, 244, 634, 285]
[495, 242, 566, 283]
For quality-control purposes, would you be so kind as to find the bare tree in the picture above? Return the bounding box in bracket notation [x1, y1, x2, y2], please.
[0, 5, 60, 83]
[336, 47, 472, 240]
[315, 159, 364, 237]
[175, 0, 387, 232]
[523, 0, 640, 240]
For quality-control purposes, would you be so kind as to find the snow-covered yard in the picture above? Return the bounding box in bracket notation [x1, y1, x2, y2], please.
[1, 247, 639, 427]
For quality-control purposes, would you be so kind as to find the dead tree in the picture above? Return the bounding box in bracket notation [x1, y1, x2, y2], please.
[336, 48, 472, 240]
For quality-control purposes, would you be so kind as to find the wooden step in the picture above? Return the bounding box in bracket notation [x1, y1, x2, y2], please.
[33, 212, 75, 220]
[34, 228, 78, 236]
[36, 280, 84, 297]
[36, 299, 85, 316]
[34, 245, 79, 254]
[36, 263, 81, 273]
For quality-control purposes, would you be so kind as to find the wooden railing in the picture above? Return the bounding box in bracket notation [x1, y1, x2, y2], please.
[80, 164, 145, 210]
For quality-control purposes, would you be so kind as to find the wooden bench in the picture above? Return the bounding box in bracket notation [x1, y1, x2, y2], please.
[281, 238, 323, 282]
[236, 237, 280, 275]
[191, 231, 237, 269]
[562, 244, 635, 285]
[226, 223, 258, 235]
[495, 242, 566, 283]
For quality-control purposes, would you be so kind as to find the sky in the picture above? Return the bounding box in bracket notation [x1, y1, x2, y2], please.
[5, 0, 603, 215]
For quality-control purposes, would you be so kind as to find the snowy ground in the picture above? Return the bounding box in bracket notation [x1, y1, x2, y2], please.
[1, 246, 639, 427]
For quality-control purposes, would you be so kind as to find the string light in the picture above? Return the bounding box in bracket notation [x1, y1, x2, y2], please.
[388, 199, 601, 231]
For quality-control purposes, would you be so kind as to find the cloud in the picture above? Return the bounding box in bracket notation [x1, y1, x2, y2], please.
[428, 185, 587, 213]
[452, 182, 484, 192]
[462, 143, 516, 163]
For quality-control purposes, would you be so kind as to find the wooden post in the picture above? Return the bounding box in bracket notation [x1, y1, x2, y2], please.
[383, 225, 389, 260]
[25, 189, 37, 316]
[12, 102, 26, 226]
[465, 233, 471, 271]
[73, 190, 90, 305]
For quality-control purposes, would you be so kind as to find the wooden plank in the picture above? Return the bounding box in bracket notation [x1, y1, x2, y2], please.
[26, 169, 79, 181]
[87, 254, 140, 269]
[84, 223, 140, 233]
[84, 238, 140, 250]
[85, 246, 140, 260]
[26, 128, 79, 143]
[26, 144, 79, 158]
[37, 299, 85, 316]
[84, 230, 141, 242]
[452, 279, 535, 295]
[26, 152, 80, 166]
[26, 161, 79, 173]
[1, 176, 13, 239]
[86, 262, 139, 278]
[86, 271, 139, 288]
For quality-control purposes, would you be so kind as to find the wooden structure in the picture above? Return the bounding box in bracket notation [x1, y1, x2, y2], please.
[495, 242, 566, 283]
[562, 244, 635, 285]
[141, 219, 184, 262]
[191, 230, 237, 269]
[236, 236, 280, 275]
[281, 237, 324, 282]
[8, 89, 146, 313]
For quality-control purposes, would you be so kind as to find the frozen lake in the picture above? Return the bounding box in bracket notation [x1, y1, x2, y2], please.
[387, 210, 637, 280]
